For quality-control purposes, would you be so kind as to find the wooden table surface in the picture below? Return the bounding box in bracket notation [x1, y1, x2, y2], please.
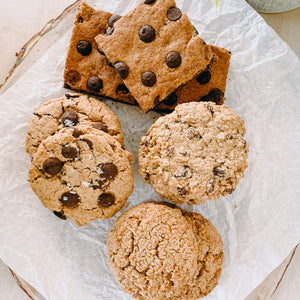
[0, 1, 299, 299]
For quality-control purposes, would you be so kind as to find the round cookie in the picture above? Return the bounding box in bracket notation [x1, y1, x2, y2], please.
[139, 102, 249, 204]
[107, 203, 199, 300]
[29, 125, 134, 226]
[26, 93, 123, 158]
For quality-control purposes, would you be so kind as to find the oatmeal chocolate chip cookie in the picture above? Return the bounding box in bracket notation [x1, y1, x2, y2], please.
[154, 46, 231, 112]
[29, 126, 134, 226]
[64, 2, 136, 105]
[107, 203, 199, 300]
[95, 0, 213, 111]
[26, 94, 123, 158]
[139, 102, 249, 204]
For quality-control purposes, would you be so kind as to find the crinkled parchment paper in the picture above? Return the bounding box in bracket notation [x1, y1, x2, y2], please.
[0, 0, 299, 299]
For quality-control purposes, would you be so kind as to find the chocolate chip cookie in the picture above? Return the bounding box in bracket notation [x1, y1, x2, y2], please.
[64, 2, 136, 105]
[154, 46, 231, 112]
[107, 203, 199, 299]
[95, 0, 213, 111]
[26, 94, 123, 158]
[29, 125, 134, 226]
[139, 102, 249, 204]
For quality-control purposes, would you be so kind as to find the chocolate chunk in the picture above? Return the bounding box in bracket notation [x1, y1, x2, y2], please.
[165, 51, 182, 68]
[78, 16, 83, 23]
[60, 191, 80, 207]
[62, 145, 78, 159]
[76, 40, 92, 56]
[114, 62, 129, 79]
[197, 70, 211, 84]
[139, 25, 156, 43]
[144, 0, 155, 3]
[43, 158, 62, 175]
[80, 138, 93, 150]
[98, 193, 115, 207]
[116, 84, 129, 95]
[66, 70, 81, 84]
[93, 121, 108, 133]
[141, 71, 156, 87]
[106, 27, 114, 36]
[162, 92, 178, 106]
[92, 179, 105, 189]
[86, 76, 103, 92]
[108, 14, 121, 28]
[61, 110, 79, 127]
[72, 129, 83, 138]
[53, 211, 66, 220]
[167, 7, 182, 21]
[213, 166, 226, 178]
[101, 163, 118, 179]
[209, 88, 224, 104]
[200, 95, 214, 102]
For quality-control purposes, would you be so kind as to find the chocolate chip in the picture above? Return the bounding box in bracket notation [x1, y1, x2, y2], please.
[101, 163, 118, 179]
[98, 193, 115, 207]
[144, 0, 155, 3]
[209, 88, 224, 104]
[62, 145, 78, 159]
[139, 25, 156, 43]
[80, 138, 93, 150]
[167, 7, 182, 21]
[141, 71, 156, 87]
[72, 129, 82, 138]
[66, 70, 81, 84]
[165, 51, 181, 68]
[116, 84, 129, 95]
[61, 110, 79, 127]
[162, 92, 178, 106]
[178, 187, 188, 196]
[53, 211, 66, 220]
[43, 158, 62, 175]
[145, 173, 150, 181]
[200, 95, 214, 102]
[197, 70, 211, 84]
[60, 192, 80, 207]
[86, 76, 103, 92]
[213, 166, 226, 178]
[92, 180, 105, 189]
[78, 16, 83, 23]
[108, 14, 121, 28]
[106, 27, 114, 36]
[76, 40, 92, 56]
[114, 62, 129, 79]
[93, 122, 108, 133]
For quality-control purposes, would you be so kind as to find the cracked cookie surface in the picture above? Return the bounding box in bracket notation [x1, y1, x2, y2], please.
[29, 125, 134, 226]
[107, 203, 199, 299]
[26, 94, 123, 158]
[139, 102, 249, 204]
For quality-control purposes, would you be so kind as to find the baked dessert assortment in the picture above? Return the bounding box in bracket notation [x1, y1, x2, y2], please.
[25, 0, 250, 298]
[107, 203, 223, 299]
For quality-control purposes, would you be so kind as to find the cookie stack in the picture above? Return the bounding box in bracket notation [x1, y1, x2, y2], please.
[27, 94, 134, 226]
[64, 1, 231, 112]
[107, 203, 224, 299]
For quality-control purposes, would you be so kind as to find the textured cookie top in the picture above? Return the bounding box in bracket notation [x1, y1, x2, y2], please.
[26, 93, 123, 158]
[64, 2, 136, 105]
[155, 46, 231, 112]
[95, 0, 213, 111]
[179, 211, 224, 299]
[29, 126, 134, 226]
[139, 102, 249, 204]
[107, 203, 199, 299]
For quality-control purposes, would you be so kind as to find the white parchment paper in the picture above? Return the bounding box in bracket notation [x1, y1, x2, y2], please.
[0, 0, 299, 299]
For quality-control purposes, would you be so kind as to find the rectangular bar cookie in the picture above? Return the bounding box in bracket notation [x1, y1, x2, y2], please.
[64, 2, 137, 105]
[95, 0, 213, 112]
[154, 46, 231, 112]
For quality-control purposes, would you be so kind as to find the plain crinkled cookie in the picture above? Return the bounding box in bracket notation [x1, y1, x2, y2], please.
[107, 203, 199, 300]
[29, 125, 134, 226]
[139, 102, 249, 204]
[26, 93, 124, 158]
